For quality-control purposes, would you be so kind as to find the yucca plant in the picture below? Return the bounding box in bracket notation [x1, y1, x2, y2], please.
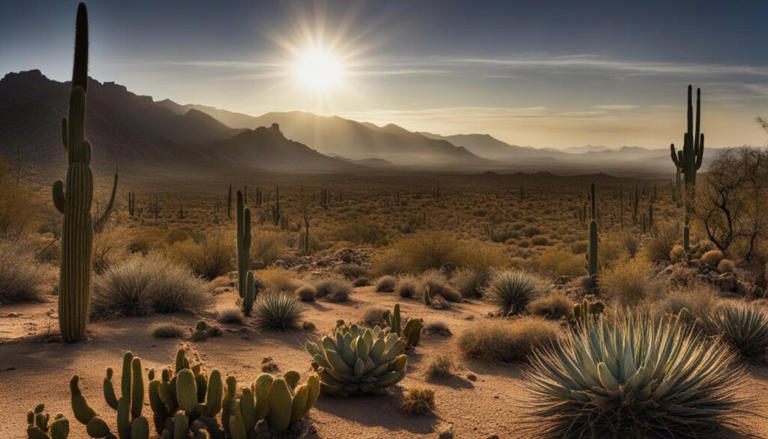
[253, 291, 301, 330]
[524, 312, 745, 438]
[486, 270, 538, 316]
[704, 301, 768, 359]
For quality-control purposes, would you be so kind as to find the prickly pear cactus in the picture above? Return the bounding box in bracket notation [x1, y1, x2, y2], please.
[306, 323, 408, 396]
[26, 404, 69, 439]
[69, 351, 149, 438]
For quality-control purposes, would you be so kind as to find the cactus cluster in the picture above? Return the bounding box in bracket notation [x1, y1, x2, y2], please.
[52, 2, 118, 343]
[571, 298, 605, 327]
[385, 304, 423, 349]
[27, 405, 69, 439]
[306, 323, 408, 396]
[70, 352, 150, 438]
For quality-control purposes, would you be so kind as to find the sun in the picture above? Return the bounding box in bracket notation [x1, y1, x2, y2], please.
[292, 48, 344, 92]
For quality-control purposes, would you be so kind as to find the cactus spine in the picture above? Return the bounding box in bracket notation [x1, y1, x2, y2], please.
[53, 2, 117, 343]
[670, 85, 705, 250]
[236, 190, 251, 299]
[587, 183, 598, 276]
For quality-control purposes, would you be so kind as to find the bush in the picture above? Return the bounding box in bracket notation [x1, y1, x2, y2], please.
[375, 275, 396, 292]
[360, 306, 388, 327]
[717, 259, 735, 273]
[91, 254, 211, 319]
[151, 322, 185, 338]
[352, 277, 368, 287]
[656, 285, 720, 323]
[670, 244, 687, 263]
[0, 239, 49, 304]
[419, 271, 461, 303]
[335, 263, 368, 280]
[0, 169, 38, 237]
[451, 268, 489, 298]
[702, 249, 725, 266]
[334, 222, 389, 246]
[524, 313, 745, 438]
[252, 291, 301, 330]
[295, 284, 317, 302]
[533, 249, 583, 277]
[251, 231, 289, 266]
[600, 257, 660, 306]
[165, 233, 233, 280]
[256, 268, 295, 291]
[527, 293, 573, 320]
[217, 307, 244, 324]
[396, 277, 418, 298]
[425, 355, 453, 379]
[92, 228, 129, 274]
[642, 221, 679, 261]
[313, 277, 352, 302]
[486, 270, 539, 316]
[401, 387, 435, 415]
[457, 317, 560, 362]
[704, 301, 768, 359]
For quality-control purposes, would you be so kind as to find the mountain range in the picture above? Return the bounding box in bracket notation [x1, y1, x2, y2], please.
[0, 69, 732, 177]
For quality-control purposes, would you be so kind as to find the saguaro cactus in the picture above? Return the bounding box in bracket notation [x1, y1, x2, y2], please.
[226, 184, 233, 220]
[587, 183, 598, 276]
[670, 85, 705, 250]
[236, 190, 251, 299]
[52, 3, 117, 343]
[272, 184, 281, 226]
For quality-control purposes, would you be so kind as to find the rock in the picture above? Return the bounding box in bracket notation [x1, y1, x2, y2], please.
[273, 259, 287, 268]
[438, 425, 454, 439]
[467, 373, 477, 381]
[206, 326, 222, 337]
[190, 330, 209, 342]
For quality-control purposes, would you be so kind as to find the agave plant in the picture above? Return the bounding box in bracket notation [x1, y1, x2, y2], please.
[305, 323, 407, 396]
[704, 301, 768, 359]
[524, 313, 745, 438]
[486, 270, 538, 316]
[253, 291, 302, 330]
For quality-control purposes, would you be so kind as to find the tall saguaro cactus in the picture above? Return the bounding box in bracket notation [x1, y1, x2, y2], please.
[670, 85, 704, 250]
[52, 3, 117, 343]
[236, 190, 251, 298]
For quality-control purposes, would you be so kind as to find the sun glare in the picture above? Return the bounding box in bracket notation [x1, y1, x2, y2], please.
[292, 48, 343, 92]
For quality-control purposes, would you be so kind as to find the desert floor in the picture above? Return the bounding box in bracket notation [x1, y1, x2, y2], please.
[3, 285, 768, 439]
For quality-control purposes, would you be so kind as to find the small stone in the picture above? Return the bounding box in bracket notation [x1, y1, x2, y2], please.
[467, 373, 477, 381]
[6, 312, 20, 318]
[302, 321, 316, 331]
[438, 425, 454, 439]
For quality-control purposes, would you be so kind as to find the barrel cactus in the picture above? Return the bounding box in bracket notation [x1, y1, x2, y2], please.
[524, 312, 745, 438]
[27, 405, 69, 439]
[306, 323, 408, 396]
[146, 349, 223, 436]
[69, 352, 150, 438]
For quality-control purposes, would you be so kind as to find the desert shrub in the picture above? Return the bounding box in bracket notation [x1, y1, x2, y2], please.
[334, 221, 388, 246]
[373, 231, 506, 274]
[396, 277, 418, 298]
[0, 239, 48, 304]
[458, 317, 560, 363]
[717, 259, 735, 273]
[642, 221, 679, 261]
[401, 387, 435, 415]
[600, 257, 660, 306]
[251, 230, 289, 266]
[252, 291, 301, 330]
[451, 268, 490, 298]
[524, 313, 745, 438]
[656, 285, 720, 322]
[619, 232, 641, 258]
[335, 263, 368, 280]
[599, 235, 626, 269]
[0, 167, 38, 237]
[375, 275, 396, 292]
[419, 271, 461, 302]
[91, 254, 211, 318]
[165, 227, 203, 245]
[256, 267, 295, 291]
[217, 307, 244, 324]
[360, 306, 388, 327]
[533, 248, 583, 277]
[128, 228, 166, 255]
[313, 277, 352, 302]
[352, 277, 368, 287]
[486, 270, 540, 316]
[669, 244, 687, 263]
[424, 320, 452, 336]
[92, 228, 129, 274]
[295, 284, 317, 302]
[527, 292, 573, 320]
[165, 233, 233, 280]
[531, 236, 550, 246]
[151, 322, 185, 338]
[425, 355, 453, 379]
[702, 249, 725, 266]
[704, 301, 768, 359]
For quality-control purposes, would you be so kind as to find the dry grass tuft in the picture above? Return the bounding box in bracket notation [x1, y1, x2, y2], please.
[401, 387, 436, 415]
[457, 317, 560, 363]
[425, 355, 454, 379]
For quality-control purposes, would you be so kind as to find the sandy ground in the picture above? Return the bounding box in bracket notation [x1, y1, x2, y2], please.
[1, 287, 767, 439]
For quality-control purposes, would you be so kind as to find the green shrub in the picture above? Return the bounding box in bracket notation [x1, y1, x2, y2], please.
[525, 313, 745, 438]
[486, 270, 539, 316]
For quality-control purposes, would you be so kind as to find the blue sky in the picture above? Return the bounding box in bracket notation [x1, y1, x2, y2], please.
[1, 0, 766, 148]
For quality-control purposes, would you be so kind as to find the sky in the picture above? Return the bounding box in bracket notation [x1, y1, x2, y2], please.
[1, 0, 767, 149]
